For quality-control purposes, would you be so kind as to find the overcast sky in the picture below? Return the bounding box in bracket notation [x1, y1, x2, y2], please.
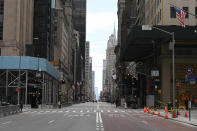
[86, 0, 118, 95]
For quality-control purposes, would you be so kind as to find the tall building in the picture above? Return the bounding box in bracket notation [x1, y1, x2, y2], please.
[105, 28, 117, 102]
[0, 0, 34, 56]
[92, 71, 95, 99]
[102, 59, 107, 91]
[89, 57, 93, 100]
[73, 0, 86, 81]
[85, 41, 90, 80]
[85, 41, 90, 100]
[73, 0, 87, 101]
[50, 0, 78, 103]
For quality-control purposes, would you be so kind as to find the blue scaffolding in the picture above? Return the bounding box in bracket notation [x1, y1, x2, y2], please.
[0, 56, 60, 107]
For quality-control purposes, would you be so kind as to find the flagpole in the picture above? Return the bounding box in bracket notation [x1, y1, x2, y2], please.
[168, 3, 197, 17]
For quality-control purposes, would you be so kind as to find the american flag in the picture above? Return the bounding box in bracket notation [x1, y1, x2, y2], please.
[174, 7, 187, 28]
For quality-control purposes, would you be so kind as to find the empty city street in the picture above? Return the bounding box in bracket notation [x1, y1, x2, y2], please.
[0, 102, 197, 131]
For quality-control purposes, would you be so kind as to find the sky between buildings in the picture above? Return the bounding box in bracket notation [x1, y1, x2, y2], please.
[87, 0, 118, 95]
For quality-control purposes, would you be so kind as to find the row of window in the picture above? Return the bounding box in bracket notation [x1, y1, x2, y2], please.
[170, 7, 197, 18]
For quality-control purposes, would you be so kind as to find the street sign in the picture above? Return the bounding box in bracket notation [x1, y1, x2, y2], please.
[151, 70, 159, 77]
[186, 68, 192, 75]
[142, 25, 152, 30]
[185, 75, 195, 83]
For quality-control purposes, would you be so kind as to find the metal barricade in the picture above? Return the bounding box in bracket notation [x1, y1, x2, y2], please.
[0, 105, 20, 117]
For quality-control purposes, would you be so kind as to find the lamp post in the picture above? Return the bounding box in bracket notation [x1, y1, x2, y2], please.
[142, 25, 175, 109]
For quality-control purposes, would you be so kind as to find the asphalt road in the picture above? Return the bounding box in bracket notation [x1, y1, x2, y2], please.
[0, 102, 197, 131]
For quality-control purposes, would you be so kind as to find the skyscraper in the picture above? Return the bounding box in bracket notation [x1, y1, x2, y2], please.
[105, 28, 117, 102]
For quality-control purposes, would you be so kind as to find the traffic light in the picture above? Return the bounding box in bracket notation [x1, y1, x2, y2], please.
[61, 80, 65, 84]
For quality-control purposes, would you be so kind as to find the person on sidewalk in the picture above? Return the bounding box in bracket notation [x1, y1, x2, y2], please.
[58, 101, 61, 109]
[124, 102, 127, 110]
[19, 100, 23, 112]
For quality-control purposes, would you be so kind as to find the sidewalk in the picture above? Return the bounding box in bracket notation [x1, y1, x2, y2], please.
[149, 109, 197, 126]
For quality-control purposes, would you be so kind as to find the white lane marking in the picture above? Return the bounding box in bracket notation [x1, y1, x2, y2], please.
[46, 111, 50, 113]
[65, 110, 69, 112]
[96, 128, 99, 130]
[101, 110, 103, 113]
[80, 110, 83, 113]
[142, 121, 148, 124]
[48, 120, 55, 124]
[97, 104, 99, 110]
[114, 110, 118, 113]
[99, 112, 103, 123]
[94, 110, 96, 112]
[1, 121, 12, 125]
[87, 110, 90, 112]
[58, 111, 63, 113]
[73, 110, 76, 112]
[101, 128, 104, 130]
[121, 110, 125, 112]
[96, 112, 99, 123]
[108, 110, 110, 112]
[52, 110, 57, 113]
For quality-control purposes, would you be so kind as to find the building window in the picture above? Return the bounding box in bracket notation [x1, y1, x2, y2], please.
[182, 7, 189, 18]
[195, 7, 197, 18]
[170, 7, 176, 18]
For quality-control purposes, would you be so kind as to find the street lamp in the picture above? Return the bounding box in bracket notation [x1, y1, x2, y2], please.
[142, 25, 176, 109]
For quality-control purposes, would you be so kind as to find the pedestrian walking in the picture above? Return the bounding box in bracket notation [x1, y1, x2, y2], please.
[124, 102, 127, 110]
[19, 100, 23, 112]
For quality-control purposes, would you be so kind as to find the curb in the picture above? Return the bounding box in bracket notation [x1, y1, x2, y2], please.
[159, 114, 197, 127]
[144, 111, 197, 127]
